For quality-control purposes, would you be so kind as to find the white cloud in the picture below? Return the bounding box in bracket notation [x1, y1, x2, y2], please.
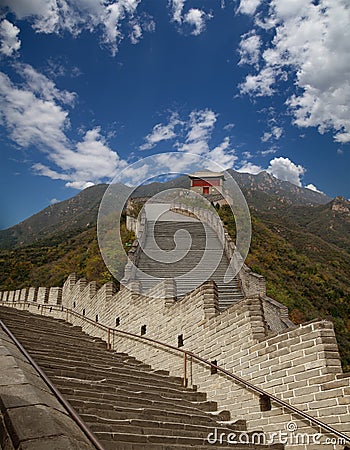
[168, 1, 212, 35]
[0, 71, 70, 153]
[267, 156, 305, 187]
[261, 126, 283, 142]
[0, 19, 21, 56]
[238, 0, 350, 143]
[239, 67, 277, 97]
[140, 113, 181, 150]
[187, 109, 216, 143]
[238, 31, 261, 67]
[305, 183, 324, 194]
[18, 63, 76, 106]
[183, 9, 209, 36]
[65, 180, 96, 190]
[0, 67, 127, 189]
[260, 147, 278, 156]
[141, 108, 237, 169]
[224, 123, 235, 131]
[207, 137, 237, 169]
[50, 198, 60, 205]
[170, 0, 185, 24]
[238, 0, 262, 15]
[0, 0, 146, 55]
[129, 20, 142, 44]
[237, 162, 263, 175]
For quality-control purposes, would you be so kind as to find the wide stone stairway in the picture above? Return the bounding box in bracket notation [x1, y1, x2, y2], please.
[0, 306, 283, 449]
[135, 210, 244, 310]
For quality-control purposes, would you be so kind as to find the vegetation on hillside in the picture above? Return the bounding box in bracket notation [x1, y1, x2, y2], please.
[0, 218, 134, 291]
[219, 204, 350, 371]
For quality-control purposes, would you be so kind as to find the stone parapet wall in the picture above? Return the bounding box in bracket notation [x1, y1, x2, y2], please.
[1, 277, 350, 449]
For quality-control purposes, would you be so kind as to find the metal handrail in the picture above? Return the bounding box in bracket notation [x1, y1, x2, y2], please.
[0, 317, 105, 450]
[1, 300, 350, 444]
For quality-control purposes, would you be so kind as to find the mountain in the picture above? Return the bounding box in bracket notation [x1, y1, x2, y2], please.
[0, 170, 331, 250]
[228, 170, 331, 209]
[0, 184, 108, 249]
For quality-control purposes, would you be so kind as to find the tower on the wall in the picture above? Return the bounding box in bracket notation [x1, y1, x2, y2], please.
[189, 171, 224, 196]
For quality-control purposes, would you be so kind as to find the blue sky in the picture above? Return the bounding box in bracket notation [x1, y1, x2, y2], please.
[0, 0, 349, 229]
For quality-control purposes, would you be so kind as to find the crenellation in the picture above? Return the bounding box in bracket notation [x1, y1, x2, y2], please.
[48, 287, 62, 305]
[37, 287, 49, 303]
[20, 288, 28, 301]
[27, 287, 37, 302]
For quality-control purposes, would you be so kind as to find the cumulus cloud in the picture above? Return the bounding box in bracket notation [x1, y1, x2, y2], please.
[0, 0, 148, 55]
[305, 183, 324, 194]
[0, 67, 127, 189]
[239, 67, 277, 97]
[168, 1, 212, 35]
[183, 9, 209, 36]
[0, 19, 20, 56]
[238, 0, 350, 143]
[237, 0, 262, 15]
[267, 156, 305, 187]
[170, 0, 185, 24]
[237, 162, 263, 175]
[0, 71, 70, 153]
[238, 30, 261, 67]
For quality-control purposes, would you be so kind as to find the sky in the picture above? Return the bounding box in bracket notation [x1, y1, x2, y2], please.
[0, 0, 349, 229]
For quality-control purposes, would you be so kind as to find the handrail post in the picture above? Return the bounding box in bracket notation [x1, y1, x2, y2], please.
[183, 353, 187, 387]
[107, 328, 111, 350]
[190, 355, 193, 387]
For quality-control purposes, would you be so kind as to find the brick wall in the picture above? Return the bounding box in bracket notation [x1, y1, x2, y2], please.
[1, 277, 349, 449]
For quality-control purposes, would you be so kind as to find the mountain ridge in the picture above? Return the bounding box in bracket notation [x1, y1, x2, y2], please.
[0, 170, 331, 249]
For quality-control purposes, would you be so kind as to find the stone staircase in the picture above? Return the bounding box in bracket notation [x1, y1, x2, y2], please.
[135, 216, 244, 310]
[0, 306, 283, 449]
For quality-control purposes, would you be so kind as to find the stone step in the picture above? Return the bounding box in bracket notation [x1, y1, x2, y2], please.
[94, 431, 284, 448]
[50, 383, 218, 414]
[45, 371, 207, 402]
[81, 415, 242, 435]
[71, 401, 232, 426]
[67, 397, 230, 424]
[14, 349, 188, 390]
